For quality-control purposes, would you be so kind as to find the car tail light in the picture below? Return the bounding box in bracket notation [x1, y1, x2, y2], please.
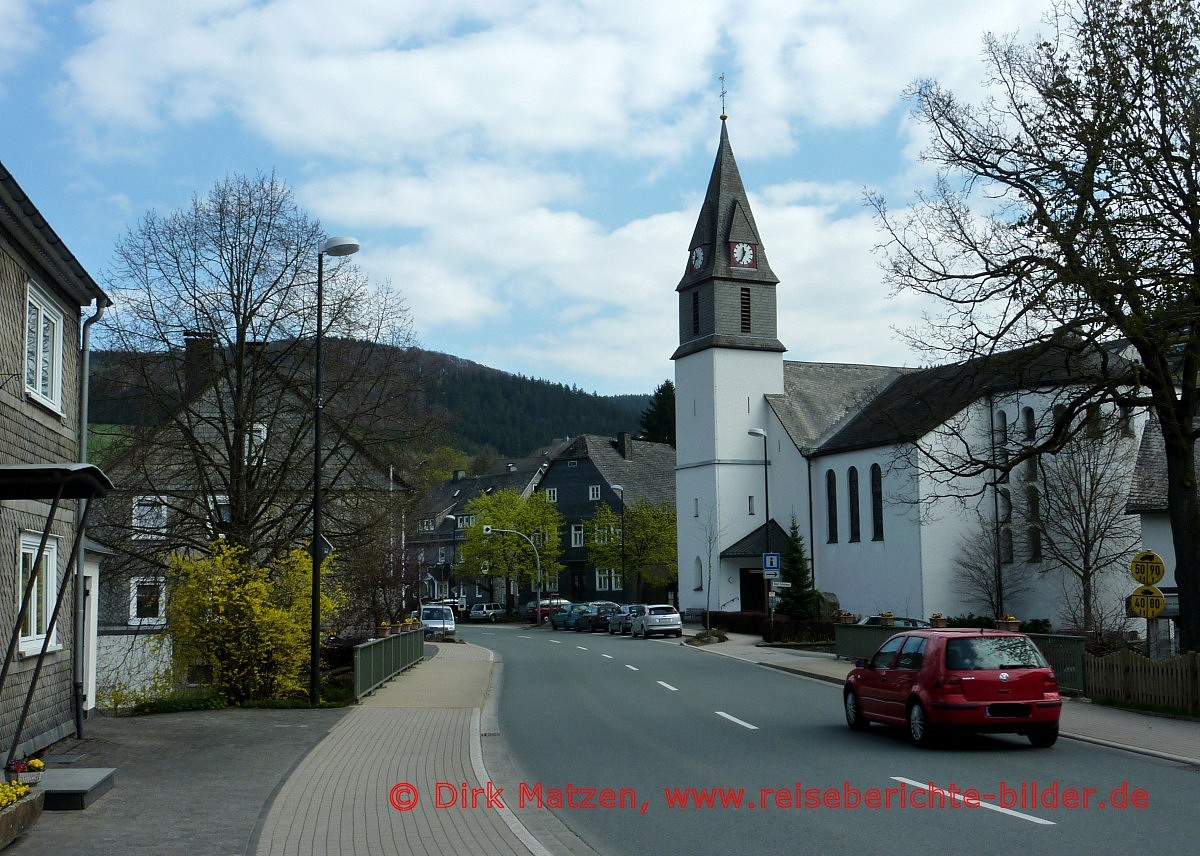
[1043, 674, 1058, 695]
[936, 675, 963, 693]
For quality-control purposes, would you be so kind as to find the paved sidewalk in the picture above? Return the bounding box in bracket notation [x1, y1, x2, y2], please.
[686, 629, 1200, 766]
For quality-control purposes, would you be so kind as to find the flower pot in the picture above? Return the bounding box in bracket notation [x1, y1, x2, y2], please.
[930, 617, 948, 628]
[4, 771, 41, 785]
[996, 620, 1020, 631]
[0, 789, 43, 850]
[878, 617, 895, 627]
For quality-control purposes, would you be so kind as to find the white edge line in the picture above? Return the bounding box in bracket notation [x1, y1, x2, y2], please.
[715, 711, 758, 730]
[657, 681, 678, 691]
[625, 664, 639, 671]
[516, 634, 531, 638]
[890, 777, 1054, 825]
[548, 639, 561, 644]
[576, 646, 588, 650]
[602, 654, 613, 659]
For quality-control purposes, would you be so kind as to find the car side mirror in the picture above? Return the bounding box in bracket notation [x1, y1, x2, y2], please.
[855, 658, 869, 669]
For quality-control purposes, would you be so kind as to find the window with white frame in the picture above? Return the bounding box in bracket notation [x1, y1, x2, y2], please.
[544, 488, 558, 503]
[25, 282, 63, 409]
[19, 532, 59, 654]
[543, 578, 559, 593]
[246, 422, 267, 462]
[132, 496, 167, 539]
[456, 515, 475, 529]
[589, 485, 601, 501]
[419, 518, 435, 532]
[595, 568, 622, 591]
[210, 495, 232, 535]
[571, 524, 584, 547]
[129, 577, 166, 626]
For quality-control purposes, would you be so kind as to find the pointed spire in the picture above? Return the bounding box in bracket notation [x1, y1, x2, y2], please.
[678, 118, 778, 290]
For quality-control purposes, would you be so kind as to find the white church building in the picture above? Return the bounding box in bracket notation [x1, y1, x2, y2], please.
[673, 119, 1148, 628]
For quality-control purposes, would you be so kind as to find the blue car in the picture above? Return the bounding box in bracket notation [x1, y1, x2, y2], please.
[550, 605, 586, 630]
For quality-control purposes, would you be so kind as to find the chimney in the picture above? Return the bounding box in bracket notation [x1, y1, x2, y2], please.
[618, 431, 634, 460]
[183, 331, 215, 397]
[453, 470, 466, 482]
[507, 463, 516, 473]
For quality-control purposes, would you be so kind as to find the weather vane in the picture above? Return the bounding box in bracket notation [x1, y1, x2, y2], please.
[720, 73, 728, 119]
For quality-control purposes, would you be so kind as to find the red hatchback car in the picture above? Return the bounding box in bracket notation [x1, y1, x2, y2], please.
[843, 629, 1061, 747]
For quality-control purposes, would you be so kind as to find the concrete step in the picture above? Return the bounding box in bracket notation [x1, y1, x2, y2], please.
[38, 767, 116, 811]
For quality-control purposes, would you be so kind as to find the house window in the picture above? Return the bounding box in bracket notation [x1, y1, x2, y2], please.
[456, 515, 475, 529]
[694, 497, 699, 518]
[870, 464, 884, 541]
[595, 568, 622, 591]
[847, 467, 861, 543]
[589, 485, 601, 501]
[994, 410, 1008, 443]
[1022, 407, 1036, 442]
[692, 291, 700, 336]
[1000, 528, 1014, 564]
[998, 488, 1011, 524]
[543, 578, 560, 593]
[748, 495, 755, 516]
[1024, 453, 1038, 480]
[129, 577, 166, 626]
[545, 488, 558, 503]
[438, 547, 446, 564]
[210, 495, 232, 535]
[740, 288, 752, 332]
[826, 470, 838, 543]
[1028, 527, 1043, 563]
[419, 518, 435, 532]
[25, 282, 63, 409]
[571, 525, 584, 548]
[246, 422, 267, 462]
[132, 496, 167, 539]
[19, 533, 59, 654]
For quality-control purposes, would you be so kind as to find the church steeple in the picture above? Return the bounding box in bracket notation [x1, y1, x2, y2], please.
[672, 118, 784, 361]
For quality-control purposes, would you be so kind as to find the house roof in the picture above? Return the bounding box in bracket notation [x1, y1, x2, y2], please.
[720, 519, 791, 559]
[767, 361, 912, 452]
[814, 339, 1127, 456]
[0, 160, 108, 307]
[1126, 415, 1181, 514]
[555, 434, 676, 506]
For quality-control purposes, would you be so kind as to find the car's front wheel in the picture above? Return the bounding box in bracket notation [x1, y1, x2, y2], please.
[907, 701, 937, 747]
[844, 689, 867, 731]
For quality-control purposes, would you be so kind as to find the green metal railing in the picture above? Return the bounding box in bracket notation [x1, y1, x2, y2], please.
[353, 628, 424, 700]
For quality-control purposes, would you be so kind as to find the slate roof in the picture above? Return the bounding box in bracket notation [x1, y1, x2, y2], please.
[420, 439, 572, 516]
[721, 519, 791, 559]
[814, 339, 1126, 456]
[767, 361, 912, 452]
[1125, 416, 1184, 515]
[557, 435, 675, 507]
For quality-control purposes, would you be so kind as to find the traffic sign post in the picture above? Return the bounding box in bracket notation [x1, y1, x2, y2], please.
[1128, 585, 1166, 619]
[1130, 551, 1165, 586]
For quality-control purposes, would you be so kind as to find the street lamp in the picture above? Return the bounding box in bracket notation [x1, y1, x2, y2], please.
[483, 525, 543, 625]
[748, 428, 771, 637]
[610, 484, 626, 601]
[311, 235, 359, 706]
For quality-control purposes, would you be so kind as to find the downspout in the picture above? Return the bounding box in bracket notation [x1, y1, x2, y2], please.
[75, 297, 109, 737]
[988, 393, 1003, 619]
[805, 451, 816, 594]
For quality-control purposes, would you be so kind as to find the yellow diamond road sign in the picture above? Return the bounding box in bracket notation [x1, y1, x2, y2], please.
[1129, 585, 1166, 619]
[1130, 551, 1165, 586]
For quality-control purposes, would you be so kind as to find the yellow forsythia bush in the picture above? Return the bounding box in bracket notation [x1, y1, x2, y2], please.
[166, 542, 345, 704]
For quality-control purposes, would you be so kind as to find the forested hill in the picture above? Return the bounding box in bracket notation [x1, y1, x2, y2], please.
[88, 347, 650, 459]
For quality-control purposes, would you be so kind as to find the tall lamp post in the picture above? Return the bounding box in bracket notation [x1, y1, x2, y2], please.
[484, 526, 543, 624]
[311, 236, 359, 706]
[748, 428, 771, 637]
[610, 484, 627, 601]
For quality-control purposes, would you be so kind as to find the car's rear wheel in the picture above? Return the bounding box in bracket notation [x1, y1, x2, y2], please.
[844, 689, 867, 731]
[907, 701, 937, 747]
[674, 630, 683, 638]
[1027, 723, 1059, 748]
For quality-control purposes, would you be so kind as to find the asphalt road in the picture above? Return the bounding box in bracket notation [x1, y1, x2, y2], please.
[462, 624, 1199, 856]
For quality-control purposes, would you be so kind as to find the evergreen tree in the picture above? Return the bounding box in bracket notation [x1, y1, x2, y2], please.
[778, 515, 817, 620]
[640, 380, 676, 447]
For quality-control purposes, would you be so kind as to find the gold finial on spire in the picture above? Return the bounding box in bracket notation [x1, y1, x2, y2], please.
[719, 73, 728, 120]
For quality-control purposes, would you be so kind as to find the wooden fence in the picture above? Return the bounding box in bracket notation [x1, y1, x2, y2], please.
[1084, 650, 1200, 715]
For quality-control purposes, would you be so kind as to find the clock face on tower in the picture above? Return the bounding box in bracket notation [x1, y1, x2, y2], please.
[732, 242, 755, 267]
[691, 246, 706, 270]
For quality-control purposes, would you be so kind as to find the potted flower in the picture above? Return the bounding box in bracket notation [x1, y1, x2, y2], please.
[5, 758, 44, 785]
[878, 611, 895, 627]
[930, 612, 948, 627]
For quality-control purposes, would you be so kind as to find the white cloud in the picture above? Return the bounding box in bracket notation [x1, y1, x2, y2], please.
[0, 0, 43, 87]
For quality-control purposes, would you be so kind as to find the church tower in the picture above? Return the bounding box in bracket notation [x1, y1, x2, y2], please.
[674, 117, 786, 616]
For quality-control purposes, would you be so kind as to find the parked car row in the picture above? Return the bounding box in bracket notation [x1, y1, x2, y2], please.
[546, 602, 683, 638]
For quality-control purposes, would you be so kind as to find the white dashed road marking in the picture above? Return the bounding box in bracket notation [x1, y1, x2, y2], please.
[890, 777, 1054, 825]
[715, 711, 758, 730]
[657, 681, 678, 691]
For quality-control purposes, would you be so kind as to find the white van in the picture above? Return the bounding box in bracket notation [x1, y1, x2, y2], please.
[420, 604, 456, 637]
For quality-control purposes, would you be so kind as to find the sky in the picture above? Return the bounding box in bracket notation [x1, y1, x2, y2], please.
[1, 0, 1053, 396]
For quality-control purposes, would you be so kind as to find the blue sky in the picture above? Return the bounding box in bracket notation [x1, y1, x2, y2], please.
[1, 0, 1049, 396]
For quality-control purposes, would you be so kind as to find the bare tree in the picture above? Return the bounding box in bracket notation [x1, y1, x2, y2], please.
[93, 173, 441, 587]
[1033, 420, 1140, 633]
[953, 512, 1035, 618]
[872, 0, 1200, 648]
